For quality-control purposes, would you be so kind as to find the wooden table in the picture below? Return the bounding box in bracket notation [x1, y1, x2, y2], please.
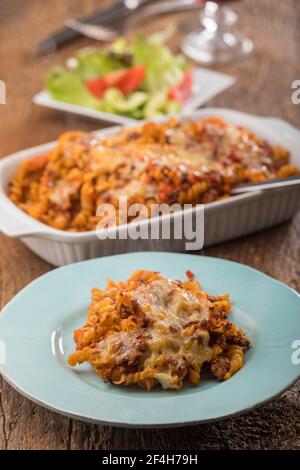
[1, 0, 300, 450]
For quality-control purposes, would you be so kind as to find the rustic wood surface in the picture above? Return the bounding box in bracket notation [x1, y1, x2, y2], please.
[0, 0, 300, 450]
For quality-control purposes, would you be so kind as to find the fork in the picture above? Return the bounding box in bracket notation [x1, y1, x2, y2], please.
[65, 0, 205, 42]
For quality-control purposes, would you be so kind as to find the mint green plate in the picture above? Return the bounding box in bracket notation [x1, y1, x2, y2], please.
[0, 252, 299, 428]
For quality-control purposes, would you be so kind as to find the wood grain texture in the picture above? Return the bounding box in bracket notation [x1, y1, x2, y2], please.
[0, 0, 300, 450]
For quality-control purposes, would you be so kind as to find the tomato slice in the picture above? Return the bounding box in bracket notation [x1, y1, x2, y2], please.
[85, 65, 145, 98]
[168, 69, 193, 103]
[116, 65, 145, 94]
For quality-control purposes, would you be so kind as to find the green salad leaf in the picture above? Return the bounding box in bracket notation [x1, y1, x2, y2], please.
[100, 89, 148, 118]
[144, 92, 181, 119]
[46, 67, 101, 108]
[131, 36, 186, 94]
[73, 48, 124, 80]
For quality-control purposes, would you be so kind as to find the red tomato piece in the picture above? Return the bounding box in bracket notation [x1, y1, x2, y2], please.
[168, 69, 193, 103]
[186, 270, 194, 279]
[85, 65, 145, 98]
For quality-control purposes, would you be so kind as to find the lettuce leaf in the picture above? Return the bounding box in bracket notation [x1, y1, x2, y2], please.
[73, 49, 124, 80]
[99, 89, 148, 118]
[46, 67, 100, 108]
[131, 36, 187, 94]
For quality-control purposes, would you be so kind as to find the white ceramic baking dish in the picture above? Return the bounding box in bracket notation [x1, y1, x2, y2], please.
[1, 108, 300, 266]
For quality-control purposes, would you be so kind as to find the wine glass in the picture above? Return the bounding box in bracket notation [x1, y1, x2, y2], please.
[181, 0, 253, 64]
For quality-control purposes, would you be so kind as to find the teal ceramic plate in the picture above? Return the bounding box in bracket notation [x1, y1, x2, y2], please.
[0, 252, 299, 428]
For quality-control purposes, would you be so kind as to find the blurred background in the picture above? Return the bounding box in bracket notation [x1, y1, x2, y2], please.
[1, 0, 299, 161]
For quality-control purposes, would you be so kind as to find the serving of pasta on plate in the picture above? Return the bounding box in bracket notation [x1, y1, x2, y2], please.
[68, 269, 251, 390]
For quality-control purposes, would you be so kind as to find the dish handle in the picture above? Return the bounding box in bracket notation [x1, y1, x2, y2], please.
[0, 199, 48, 238]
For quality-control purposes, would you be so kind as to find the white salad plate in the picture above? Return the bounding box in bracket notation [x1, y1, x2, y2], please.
[33, 68, 235, 125]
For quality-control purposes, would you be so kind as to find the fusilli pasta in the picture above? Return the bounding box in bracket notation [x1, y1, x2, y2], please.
[68, 270, 251, 390]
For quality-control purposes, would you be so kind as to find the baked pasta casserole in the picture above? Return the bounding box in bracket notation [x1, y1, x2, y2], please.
[9, 117, 299, 232]
[68, 270, 251, 390]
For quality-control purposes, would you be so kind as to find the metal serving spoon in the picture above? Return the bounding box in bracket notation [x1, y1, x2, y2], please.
[231, 176, 300, 195]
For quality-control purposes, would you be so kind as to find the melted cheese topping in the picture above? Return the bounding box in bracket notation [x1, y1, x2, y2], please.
[134, 277, 212, 388]
[135, 277, 210, 328]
